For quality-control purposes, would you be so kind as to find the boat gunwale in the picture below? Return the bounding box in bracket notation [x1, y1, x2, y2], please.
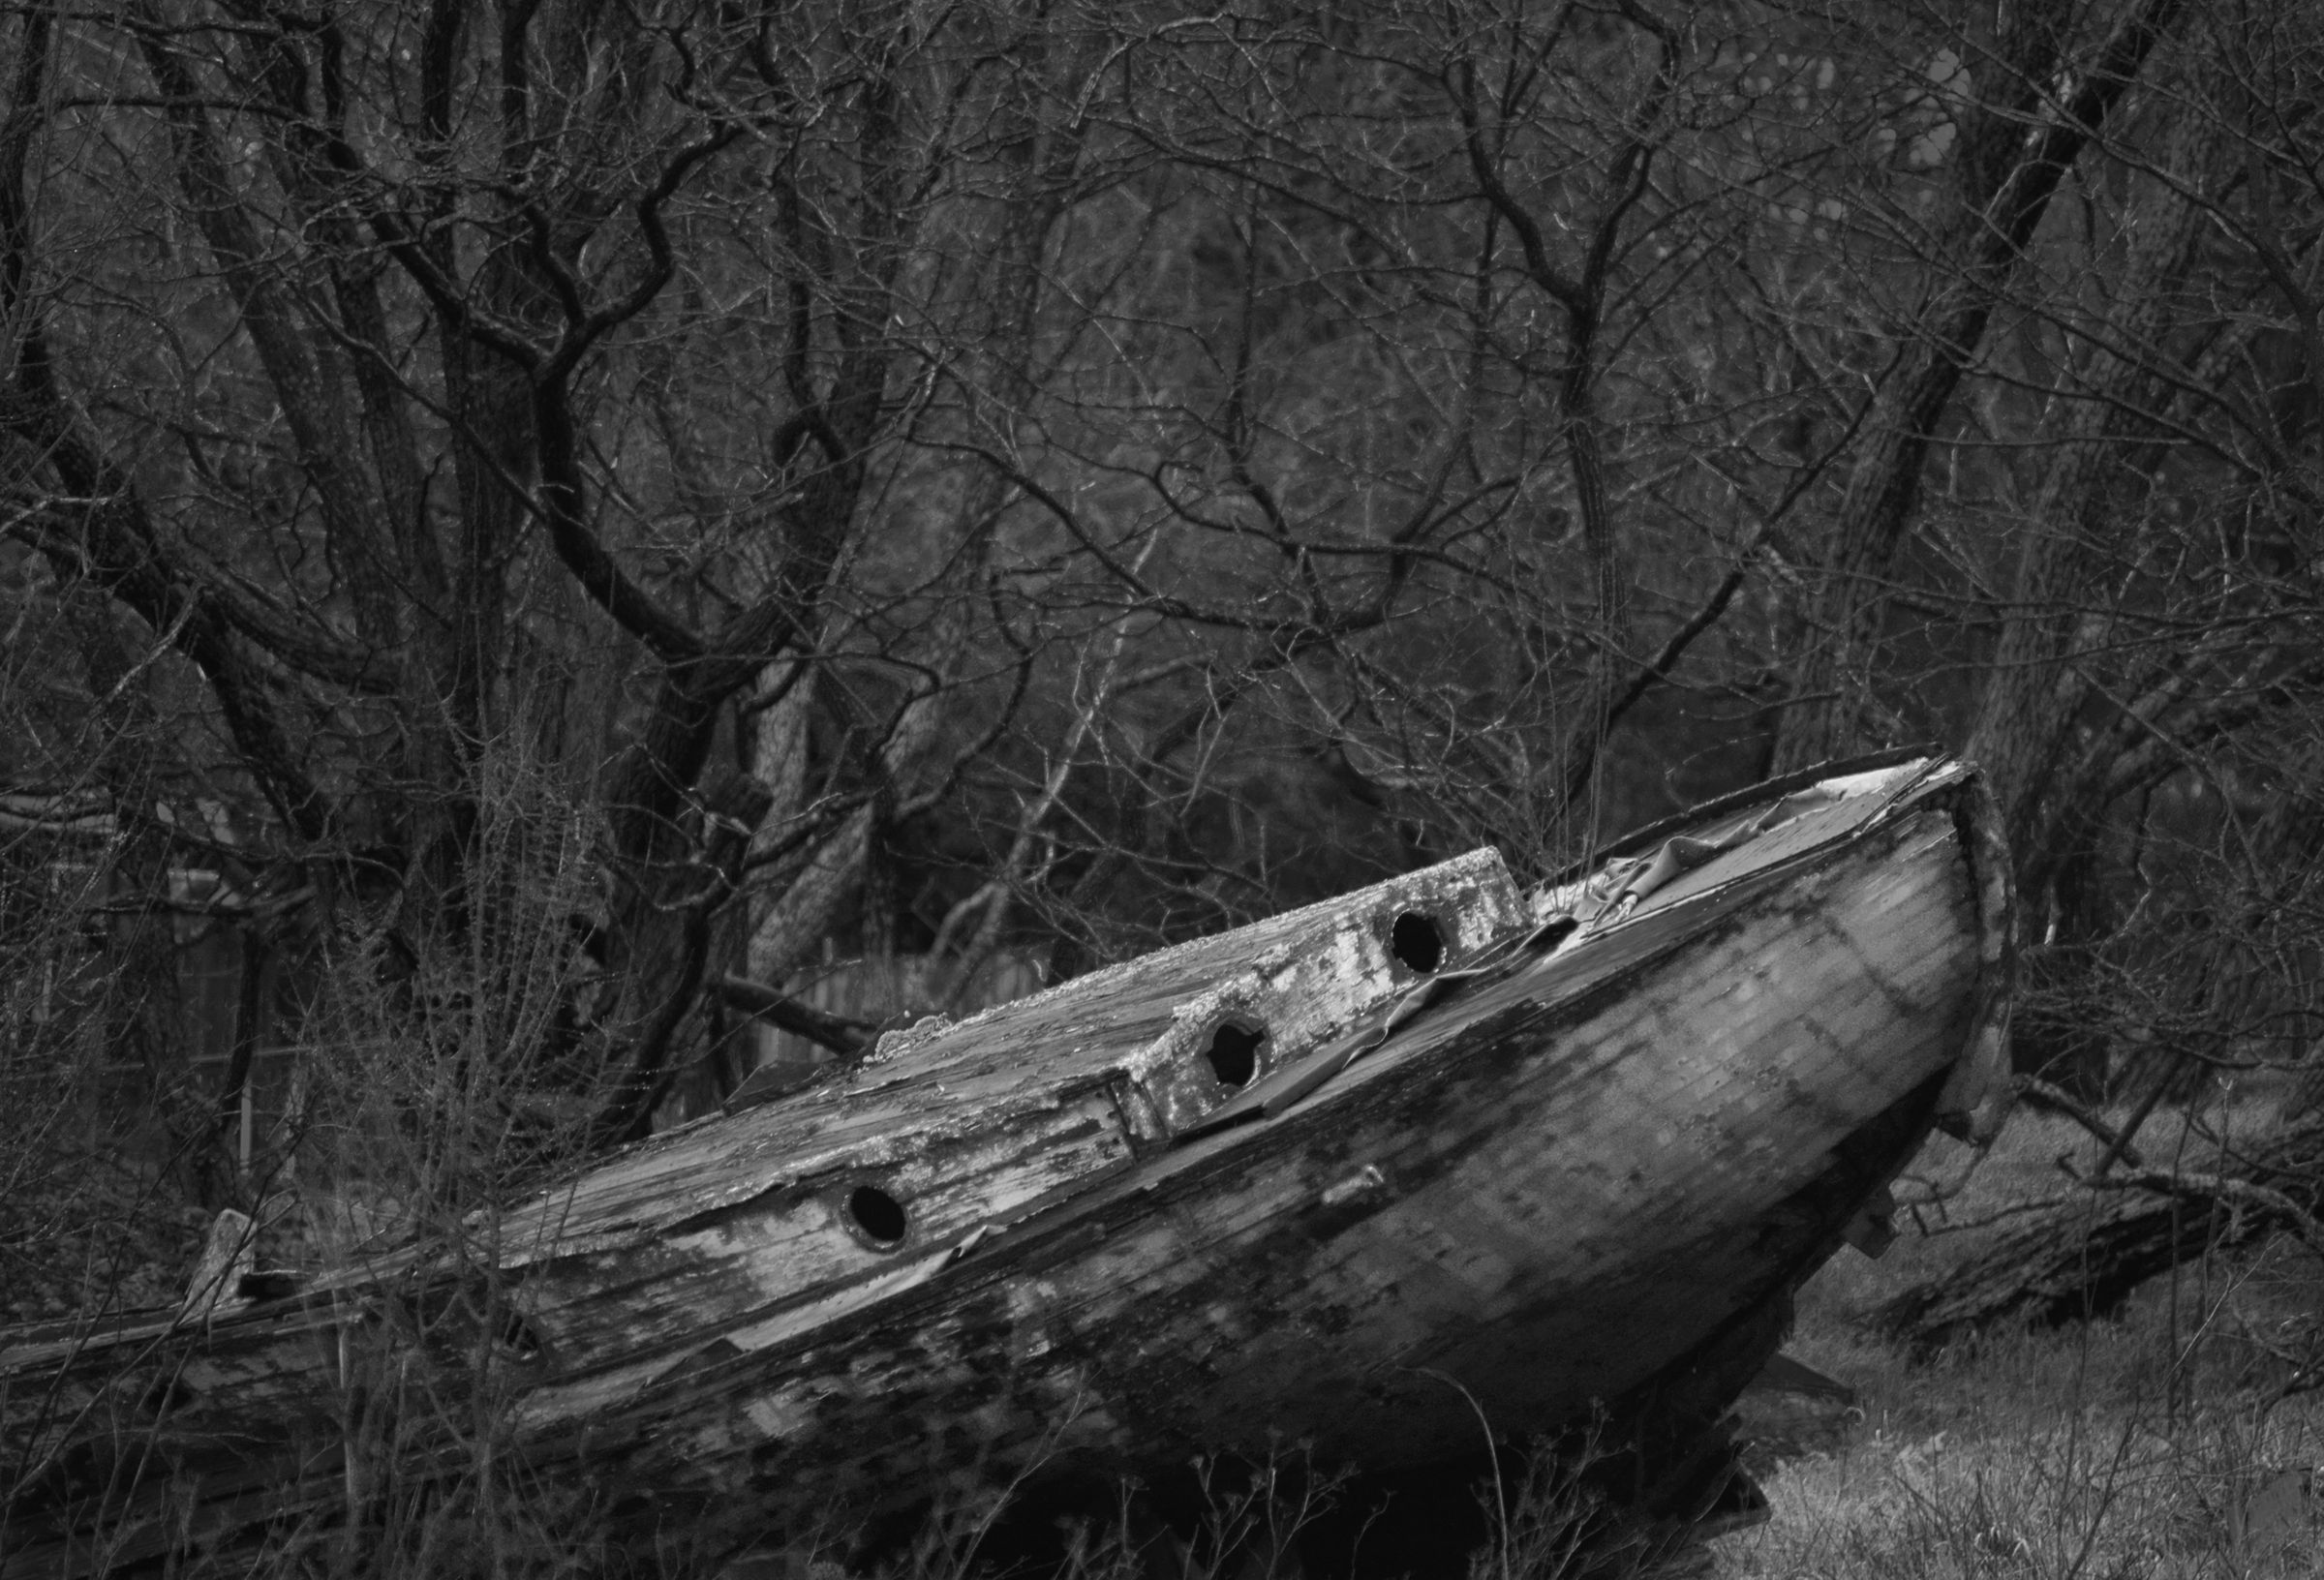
[1548, 743, 1944, 885]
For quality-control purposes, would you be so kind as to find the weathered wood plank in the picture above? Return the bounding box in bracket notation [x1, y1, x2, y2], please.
[0, 760, 2010, 1578]
[496, 797, 1977, 1551]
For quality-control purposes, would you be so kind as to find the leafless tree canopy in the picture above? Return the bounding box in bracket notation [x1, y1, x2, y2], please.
[2, 0, 2321, 1300]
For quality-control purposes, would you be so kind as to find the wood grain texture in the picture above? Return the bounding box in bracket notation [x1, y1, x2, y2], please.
[0, 762, 2007, 1576]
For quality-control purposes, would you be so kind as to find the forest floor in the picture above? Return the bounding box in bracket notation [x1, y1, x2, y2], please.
[1705, 1101, 2324, 1580]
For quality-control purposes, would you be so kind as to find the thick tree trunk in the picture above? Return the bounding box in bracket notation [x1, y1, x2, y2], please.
[1771, 0, 2189, 773]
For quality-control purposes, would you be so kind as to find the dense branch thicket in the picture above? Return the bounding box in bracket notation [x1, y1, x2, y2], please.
[3, 0, 2323, 1511]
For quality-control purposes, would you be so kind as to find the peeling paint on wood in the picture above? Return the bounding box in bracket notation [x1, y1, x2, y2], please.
[0, 757, 2011, 1577]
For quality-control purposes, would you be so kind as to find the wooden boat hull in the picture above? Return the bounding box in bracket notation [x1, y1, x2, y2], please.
[0, 756, 2011, 1574]
[596, 789, 1991, 1522]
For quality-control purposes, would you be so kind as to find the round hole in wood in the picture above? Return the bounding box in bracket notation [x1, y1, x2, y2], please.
[1391, 910, 1445, 974]
[1206, 1020, 1266, 1089]
[845, 1184, 908, 1247]
[1535, 916, 1578, 952]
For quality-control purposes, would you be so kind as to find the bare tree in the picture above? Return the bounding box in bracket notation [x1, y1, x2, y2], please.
[5, 0, 2324, 1422]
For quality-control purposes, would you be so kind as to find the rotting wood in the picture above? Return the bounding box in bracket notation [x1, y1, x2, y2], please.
[0, 755, 2012, 1578]
[1880, 1118, 2324, 1351]
[177, 1210, 256, 1322]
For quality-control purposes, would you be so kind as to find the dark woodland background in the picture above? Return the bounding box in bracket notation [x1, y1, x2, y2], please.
[1, 0, 2317, 1363]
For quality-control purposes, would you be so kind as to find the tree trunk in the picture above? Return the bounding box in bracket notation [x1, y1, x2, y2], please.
[1771, 0, 2190, 772]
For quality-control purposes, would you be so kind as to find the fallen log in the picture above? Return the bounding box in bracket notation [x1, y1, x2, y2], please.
[1878, 1119, 2324, 1351]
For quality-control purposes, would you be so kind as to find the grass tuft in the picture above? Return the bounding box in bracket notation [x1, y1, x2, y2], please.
[1717, 1105, 2324, 1580]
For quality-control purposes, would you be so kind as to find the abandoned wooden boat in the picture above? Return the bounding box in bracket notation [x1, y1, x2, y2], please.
[0, 750, 2012, 1576]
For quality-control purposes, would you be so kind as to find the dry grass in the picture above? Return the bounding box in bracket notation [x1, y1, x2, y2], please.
[1713, 1102, 2324, 1580]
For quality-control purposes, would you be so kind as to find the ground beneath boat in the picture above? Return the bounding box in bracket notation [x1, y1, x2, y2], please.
[1713, 1101, 2324, 1579]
